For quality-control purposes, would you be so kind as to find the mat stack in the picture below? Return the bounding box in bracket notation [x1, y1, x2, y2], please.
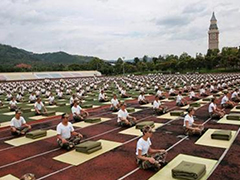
[26, 130, 47, 139]
[235, 106, 240, 109]
[75, 141, 102, 154]
[127, 108, 135, 113]
[84, 118, 101, 123]
[168, 96, 176, 100]
[170, 111, 184, 116]
[190, 103, 200, 107]
[136, 121, 155, 130]
[226, 114, 240, 121]
[211, 130, 232, 141]
[172, 161, 206, 180]
[81, 104, 93, 108]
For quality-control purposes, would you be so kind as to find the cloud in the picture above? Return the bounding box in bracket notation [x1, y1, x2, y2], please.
[0, 0, 239, 60]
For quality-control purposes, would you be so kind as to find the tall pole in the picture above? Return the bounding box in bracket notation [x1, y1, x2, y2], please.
[122, 57, 125, 75]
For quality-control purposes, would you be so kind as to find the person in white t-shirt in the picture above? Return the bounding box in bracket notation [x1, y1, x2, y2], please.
[221, 91, 235, 108]
[117, 103, 136, 127]
[34, 98, 47, 115]
[9, 97, 18, 111]
[121, 88, 130, 98]
[48, 93, 56, 106]
[138, 92, 149, 105]
[57, 90, 63, 99]
[136, 125, 167, 170]
[231, 89, 240, 102]
[208, 98, 225, 119]
[110, 94, 120, 112]
[16, 92, 23, 102]
[29, 92, 37, 103]
[156, 87, 165, 100]
[169, 88, 176, 96]
[98, 90, 108, 102]
[153, 96, 167, 115]
[183, 107, 204, 136]
[189, 89, 200, 101]
[176, 91, 187, 107]
[199, 86, 208, 97]
[57, 113, 83, 150]
[71, 100, 89, 122]
[10, 110, 31, 136]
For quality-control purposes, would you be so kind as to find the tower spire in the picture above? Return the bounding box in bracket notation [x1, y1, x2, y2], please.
[211, 12, 217, 21]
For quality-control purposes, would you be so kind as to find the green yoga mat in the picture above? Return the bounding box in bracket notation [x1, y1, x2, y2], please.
[127, 108, 135, 113]
[75, 141, 102, 154]
[84, 118, 101, 123]
[170, 111, 184, 116]
[202, 98, 211, 101]
[236, 106, 240, 109]
[26, 130, 47, 139]
[190, 103, 200, 107]
[226, 114, 240, 121]
[135, 121, 155, 130]
[211, 130, 232, 141]
[81, 104, 93, 108]
[168, 96, 176, 100]
[172, 161, 206, 180]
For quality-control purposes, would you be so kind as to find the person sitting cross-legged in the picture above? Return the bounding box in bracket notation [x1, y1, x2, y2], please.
[9, 97, 18, 111]
[221, 91, 235, 108]
[57, 113, 83, 150]
[153, 96, 167, 115]
[98, 90, 108, 102]
[138, 92, 149, 105]
[34, 98, 48, 115]
[136, 125, 168, 171]
[10, 109, 31, 136]
[208, 98, 225, 119]
[117, 103, 137, 127]
[176, 91, 187, 107]
[71, 100, 89, 122]
[110, 94, 120, 112]
[183, 107, 204, 136]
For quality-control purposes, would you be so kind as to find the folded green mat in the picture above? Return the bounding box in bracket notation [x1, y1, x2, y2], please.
[172, 161, 206, 180]
[81, 104, 93, 108]
[45, 111, 56, 116]
[26, 130, 47, 139]
[127, 108, 135, 113]
[168, 96, 176, 100]
[170, 111, 184, 116]
[0, 105, 8, 109]
[58, 103, 66, 106]
[75, 141, 102, 154]
[236, 106, 240, 109]
[226, 114, 240, 121]
[190, 103, 200, 107]
[21, 108, 31, 113]
[211, 130, 232, 141]
[202, 98, 211, 101]
[84, 118, 101, 123]
[136, 121, 155, 130]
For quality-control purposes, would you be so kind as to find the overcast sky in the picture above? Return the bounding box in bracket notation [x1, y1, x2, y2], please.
[0, 0, 239, 60]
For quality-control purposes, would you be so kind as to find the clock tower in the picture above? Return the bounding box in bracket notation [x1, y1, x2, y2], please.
[208, 12, 219, 50]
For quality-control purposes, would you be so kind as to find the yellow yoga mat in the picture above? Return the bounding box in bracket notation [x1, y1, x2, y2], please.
[73, 118, 111, 128]
[140, 103, 153, 108]
[3, 112, 15, 116]
[46, 105, 58, 109]
[29, 112, 63, 120]
[5, 130, 57, 147]
[148, 154, 217, 180]
[0, 122, 11, 128]
[218, 115, 240, 125]
[0, 174, 19, 180]
[119, 123, 164, 136]
[195, 99, 210, 104]
[53, 139, 122, 166]
[230, 107, 240, 113]
[161, 99, 174, 102]
[195, 129, 236, 149]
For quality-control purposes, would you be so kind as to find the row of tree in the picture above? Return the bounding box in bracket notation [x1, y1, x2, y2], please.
[1, 47, 240, 75]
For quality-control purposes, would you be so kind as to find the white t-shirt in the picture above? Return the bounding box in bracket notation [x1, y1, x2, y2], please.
[183, 114, 194, 127]
[48, 96, 55, 104]
[99, 93, 105, 100]
[221, 95, 229, 105]
[189, 91, 195, 99]
[71, 105, 82, 116]
[111, 98, 119, 107]
[29, 95, 36, 101]
[153, 100, 161, 109]
[208, 102, 216, 113]
[176, 95, 183, 103]
[34, 102, 44, 110]
[57, 122, 74, 139]
[117, 109, 129, 123]
[156, 90, 162, 96]
[10, 116, 26, 128]
[200, 89, 205, 95]
[138, 95, 145, 102]
[9, 100, 17, 106]
[231, 91, 238, 99]
[136, 137, 152, 155]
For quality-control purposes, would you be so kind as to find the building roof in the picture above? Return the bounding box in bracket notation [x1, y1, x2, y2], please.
[211, 12, 217, 21]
